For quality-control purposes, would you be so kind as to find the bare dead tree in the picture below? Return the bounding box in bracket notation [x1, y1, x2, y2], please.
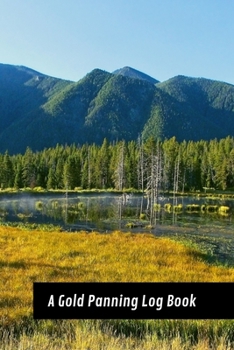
[172, 153, 180, 224]
[137, 135, 145, 194]
[146, 142, 163, 225]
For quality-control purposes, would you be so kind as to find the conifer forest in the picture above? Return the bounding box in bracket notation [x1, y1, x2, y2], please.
[1, 136, 234, 193]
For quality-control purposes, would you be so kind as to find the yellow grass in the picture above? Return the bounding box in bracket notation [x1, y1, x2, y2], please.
[1, 225, 234, 323]
[1, 226, 234, 349]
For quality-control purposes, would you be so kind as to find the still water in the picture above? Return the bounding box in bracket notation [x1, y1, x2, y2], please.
[0, 192, 233, 234]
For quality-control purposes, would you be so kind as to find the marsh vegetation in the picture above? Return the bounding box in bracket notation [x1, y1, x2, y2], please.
[1, 226, 234, 349]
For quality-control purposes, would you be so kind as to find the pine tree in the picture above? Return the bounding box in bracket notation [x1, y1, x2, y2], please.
[14, 162, 23, 189]
[63, 156, 80, 190]
[47, 167, 57, 189]
[22, 147, 36, 188]
[162, 137, 179, 191]
[1, 151, 14, 188]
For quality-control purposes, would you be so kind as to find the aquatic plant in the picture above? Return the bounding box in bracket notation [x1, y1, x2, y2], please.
[206, 205, 219, 213]
[218, 205, 230, 213]
[77, 202, 85, 210]
[153, 203, 161, 211]
[33, 186, 46, 192]
[50, 200, 59, 209]
[200, 204, 206, 212]
[17, 213, 33, 219]
[125, 222, 135, 228]
[139, 213, 146, 220]
[144, 224, 155, 229]
[35, 201, 43, 211]
[164, 203, 172, 212]
[173, 204, 183, 212]
[186, 204, 200, 212]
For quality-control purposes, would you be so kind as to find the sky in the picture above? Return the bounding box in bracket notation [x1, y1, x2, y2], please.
[1, 0, 234, 84]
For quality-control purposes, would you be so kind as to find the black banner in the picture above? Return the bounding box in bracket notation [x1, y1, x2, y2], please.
[33, 282, 234, 319]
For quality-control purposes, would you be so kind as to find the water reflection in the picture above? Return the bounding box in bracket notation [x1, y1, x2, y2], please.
[0, 193, 233, 232]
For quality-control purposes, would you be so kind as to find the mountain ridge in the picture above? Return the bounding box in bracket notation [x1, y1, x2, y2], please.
[112, 66, 159, 84]
[0, 63, 234, 154]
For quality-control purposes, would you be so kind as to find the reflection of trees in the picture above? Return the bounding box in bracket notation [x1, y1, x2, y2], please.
[2, 194, 233, 231]
[41, 197, 113, 227]
[86, 198, 117, 229]
[44, 199, 64, 220]
[33, 198, 89, 224]
[3, 195, 140, 229]
[111, 195, 137, 229]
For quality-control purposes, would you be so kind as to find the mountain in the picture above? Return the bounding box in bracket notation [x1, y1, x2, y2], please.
[0, 64, 72, 140]
[112, 66, 159, 84]
[153, 76, 234, 141]
[0, 63, 234, 154]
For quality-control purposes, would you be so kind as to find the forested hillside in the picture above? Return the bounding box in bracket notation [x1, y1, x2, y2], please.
[1, 136, 234, 192]
[1, 63, 234, 154]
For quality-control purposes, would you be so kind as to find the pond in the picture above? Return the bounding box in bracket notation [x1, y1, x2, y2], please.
[0, 192, 234, 233]
[1, 191, 234, 266]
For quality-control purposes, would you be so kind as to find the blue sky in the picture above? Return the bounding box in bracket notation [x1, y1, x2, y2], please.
[1, 0, 234, 84]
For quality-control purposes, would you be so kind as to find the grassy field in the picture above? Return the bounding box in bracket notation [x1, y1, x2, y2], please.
[1, 225, 234, 349]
